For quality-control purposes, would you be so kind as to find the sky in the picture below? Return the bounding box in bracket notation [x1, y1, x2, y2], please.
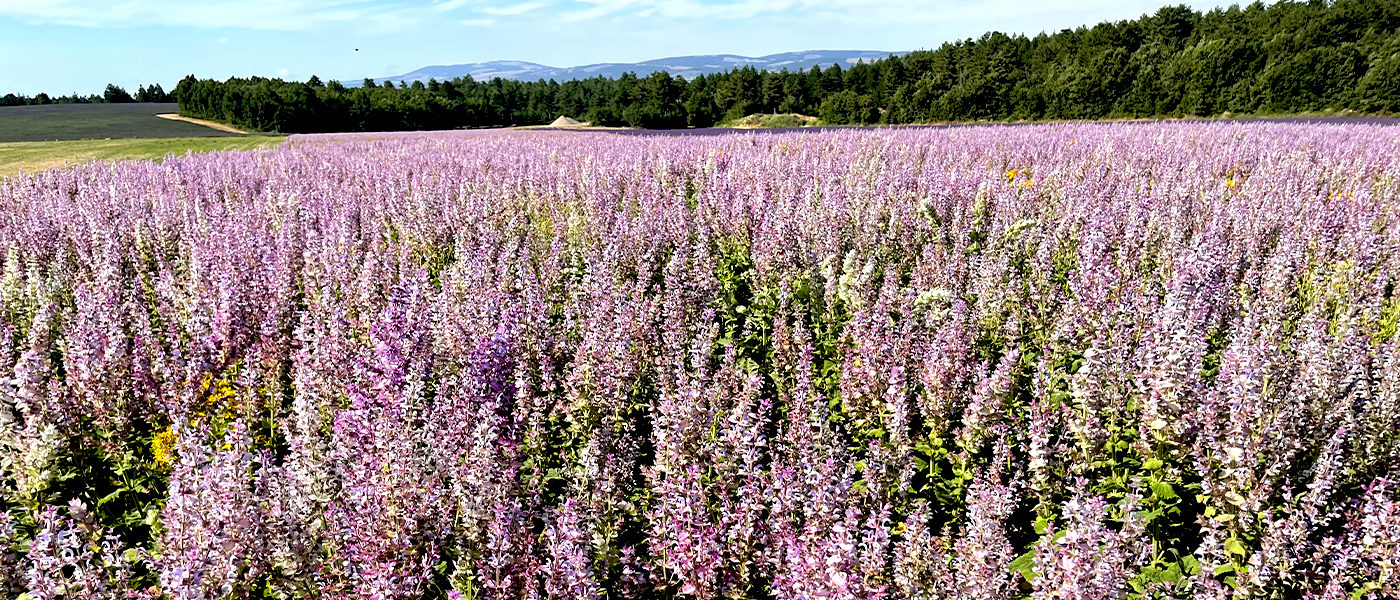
[0, 0, 1234, 95]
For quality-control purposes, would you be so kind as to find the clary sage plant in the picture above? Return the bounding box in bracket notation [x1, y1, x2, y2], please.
[0, 123, 1396, 599]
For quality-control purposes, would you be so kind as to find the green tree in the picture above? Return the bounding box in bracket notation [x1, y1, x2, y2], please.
[163, 0, 1400, 133]
[1261, 45, 1365, 112]
[104, 84, 134, 103]
[1358, 47, 1400, 112]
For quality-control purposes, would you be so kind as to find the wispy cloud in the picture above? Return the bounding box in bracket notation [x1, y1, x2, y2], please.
[557, 0, 1169, 25]
[431, 0, 475, 12]
[561, 0, 647, 21]
[479, 1, 547, 15]
[0, 0, 1186, 36]
[0, 0, 449, 31]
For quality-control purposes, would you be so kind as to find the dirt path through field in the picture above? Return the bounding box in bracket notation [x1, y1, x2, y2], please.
[156, 114, 250, 134]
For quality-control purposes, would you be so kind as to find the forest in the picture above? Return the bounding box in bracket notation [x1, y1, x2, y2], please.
[159, 0, 1399, 130]
[0, 84, 172, 107]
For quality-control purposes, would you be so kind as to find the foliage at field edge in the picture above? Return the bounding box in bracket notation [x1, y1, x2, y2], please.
[2, 84, 172, 107]
[0, 122, 1398, 599]
[173, 0, 1400, 132]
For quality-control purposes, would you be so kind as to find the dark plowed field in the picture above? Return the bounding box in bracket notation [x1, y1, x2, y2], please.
[0, 103, 243, 142]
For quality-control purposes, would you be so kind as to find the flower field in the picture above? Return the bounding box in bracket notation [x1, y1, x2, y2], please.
[0, 123, 1397, 599]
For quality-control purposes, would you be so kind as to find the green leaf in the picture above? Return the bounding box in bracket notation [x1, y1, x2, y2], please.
[1033, 514, 1052, 535]
[1148, 477, 1177, 500]
[1224, 537, 1247, 557]
[1009, 548, 1038, 581]
[1138, 564, 1183, 585]
[1180, 554, 1202, 576]
[96, 489, 124, 507]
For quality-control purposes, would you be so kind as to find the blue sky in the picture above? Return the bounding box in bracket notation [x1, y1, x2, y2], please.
[1, 0, 1229, 95]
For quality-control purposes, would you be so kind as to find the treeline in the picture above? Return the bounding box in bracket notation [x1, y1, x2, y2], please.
[177, 0, 1400, 132]
[1, 83, 173, 107]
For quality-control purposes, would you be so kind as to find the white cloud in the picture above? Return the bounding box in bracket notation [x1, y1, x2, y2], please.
[0, 0, 631, 30]
[561, 0, 647, 21]
[432, 0, 475, 12]
[479, 1, 547, 15]
[0, 0, 1197, 38]
[0, 0, 430, 31]
[559, 0, 1174, 26]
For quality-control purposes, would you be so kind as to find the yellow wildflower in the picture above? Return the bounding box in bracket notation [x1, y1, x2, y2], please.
[152, 427, 176, 471]
[194, 374, 239, 419]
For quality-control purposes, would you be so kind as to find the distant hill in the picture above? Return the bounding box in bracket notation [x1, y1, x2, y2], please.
[357, 51, 900, 85]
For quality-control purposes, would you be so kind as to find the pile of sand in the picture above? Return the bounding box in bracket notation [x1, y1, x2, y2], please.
[729, 113, 820, 129]
[548, 116, 585, 128]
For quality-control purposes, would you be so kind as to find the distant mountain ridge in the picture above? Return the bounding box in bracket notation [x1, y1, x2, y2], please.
[357, 50, 901, 85]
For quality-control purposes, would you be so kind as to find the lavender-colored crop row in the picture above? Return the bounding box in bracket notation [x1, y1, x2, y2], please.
[0, 123, 1397, 599]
